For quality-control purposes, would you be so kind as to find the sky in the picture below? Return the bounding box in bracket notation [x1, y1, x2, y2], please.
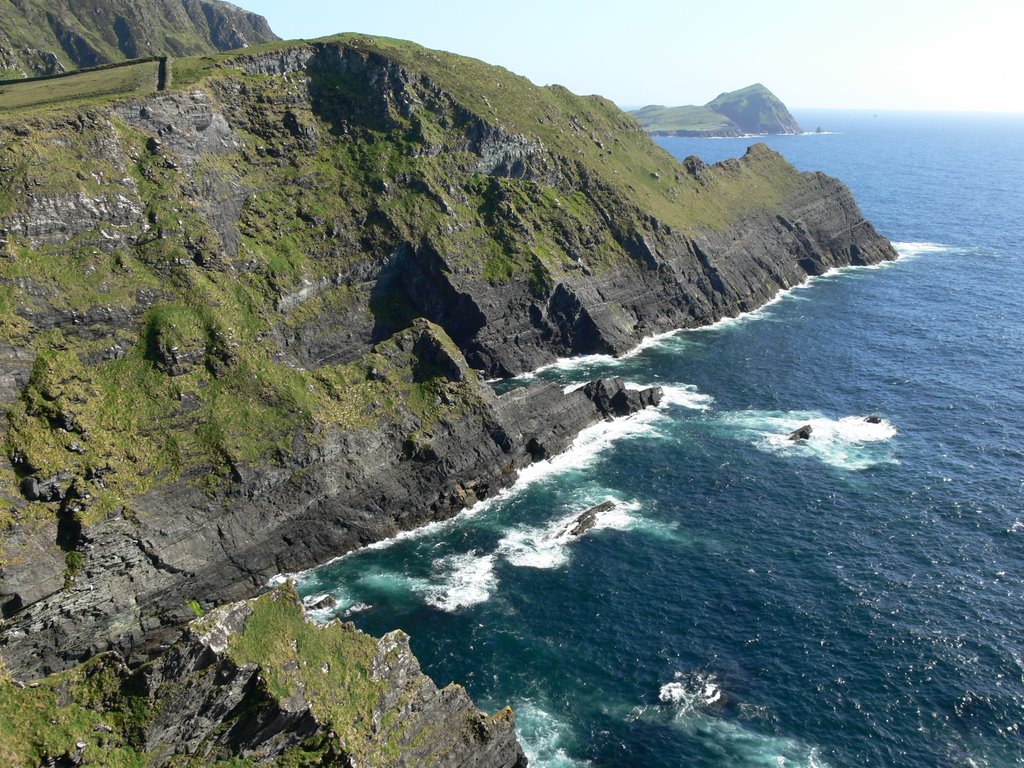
[239, 0, 1024, 112]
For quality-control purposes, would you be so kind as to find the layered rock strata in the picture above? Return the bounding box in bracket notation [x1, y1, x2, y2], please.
[0, 32, 895, 705]
[0, 586, 527, 767]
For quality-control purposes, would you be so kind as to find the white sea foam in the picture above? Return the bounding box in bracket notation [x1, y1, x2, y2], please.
[892, 241, 954, 259]
[515, 701, 591, 768]
[678, 719, 832, 768]
[418, 551, 498, 612]
[499, 499, 641, 569]
[522, 352, 620, 379]
[720, 410, 898, 470]
[626, 381, 715, 410]
[658, 672, 724, 716]
[651, 674, 832, 767]
[559, 380, 714, 414]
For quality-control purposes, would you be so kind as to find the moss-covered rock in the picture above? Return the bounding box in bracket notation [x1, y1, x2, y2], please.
[0, 585, 526, 767]
[0, 32, 894, 692]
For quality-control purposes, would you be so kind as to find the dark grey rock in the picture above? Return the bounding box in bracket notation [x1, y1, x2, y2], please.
[789, 424, 813, 441]
[569, 500, 616, 536]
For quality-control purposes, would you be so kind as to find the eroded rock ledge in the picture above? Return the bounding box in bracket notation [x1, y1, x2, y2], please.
[0, 585, 527, 767]
[1, 337, 663, 680]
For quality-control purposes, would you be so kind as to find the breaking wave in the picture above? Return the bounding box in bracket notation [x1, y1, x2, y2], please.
[717, 410, 898, 470]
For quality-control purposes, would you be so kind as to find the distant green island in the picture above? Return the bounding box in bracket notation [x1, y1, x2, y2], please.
[631, 83, 802, 137]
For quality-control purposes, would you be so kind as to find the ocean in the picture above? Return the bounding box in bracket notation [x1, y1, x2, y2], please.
[296, 110, 1024, 767]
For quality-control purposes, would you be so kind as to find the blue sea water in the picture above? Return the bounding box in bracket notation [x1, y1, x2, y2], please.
[297, 110, 1024, 767]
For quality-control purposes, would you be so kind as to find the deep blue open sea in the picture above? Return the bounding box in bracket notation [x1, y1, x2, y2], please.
[297, 110, 1024, 767]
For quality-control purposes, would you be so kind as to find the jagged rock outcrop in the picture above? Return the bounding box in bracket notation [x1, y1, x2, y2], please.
[0, 33, 896, 692]
[0, 586, 527, 767]
[0, 0, 277, 79]
[568, 500, 616, 536]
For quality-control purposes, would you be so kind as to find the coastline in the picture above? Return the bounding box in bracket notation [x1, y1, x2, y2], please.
[280, 239, 926, 594]
[510, 238, 918, 384]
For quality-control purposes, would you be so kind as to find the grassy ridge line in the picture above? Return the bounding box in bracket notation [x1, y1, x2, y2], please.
[629, 103, 738, 133]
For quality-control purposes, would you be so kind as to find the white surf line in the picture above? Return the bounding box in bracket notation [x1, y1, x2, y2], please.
[271, 244, 936, 588]
[268, 405, 669, 587]
[508, 242, 936, 381]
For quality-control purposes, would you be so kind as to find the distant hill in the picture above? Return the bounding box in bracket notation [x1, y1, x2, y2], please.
[0, 0, 278, 78]
[632, 83, 801, 137]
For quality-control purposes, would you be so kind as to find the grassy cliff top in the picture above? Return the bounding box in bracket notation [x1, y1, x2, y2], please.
[0, 32, 805, 573]
[0, 0, 277, 79]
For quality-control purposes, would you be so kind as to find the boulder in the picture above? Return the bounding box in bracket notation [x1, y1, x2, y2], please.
[307, 595, 338, 611]
[581, 377, 664, 419]
[788, 424, 813, 441]
[569, 500, 615, 536]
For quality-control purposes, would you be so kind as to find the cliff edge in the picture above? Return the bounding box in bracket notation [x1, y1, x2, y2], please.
[0, 30, 895, 765]
[0, 585, 527, 767]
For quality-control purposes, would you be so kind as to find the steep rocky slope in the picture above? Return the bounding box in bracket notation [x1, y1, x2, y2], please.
[0, 585, 527, 767]
[0, 32, 895, 756]
[0, 0, 277, 78]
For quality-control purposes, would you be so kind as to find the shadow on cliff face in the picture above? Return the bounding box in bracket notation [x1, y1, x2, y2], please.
[305, 43, 410, 136]
[369, 243, 488, 352]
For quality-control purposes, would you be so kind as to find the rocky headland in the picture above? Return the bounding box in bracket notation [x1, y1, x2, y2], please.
[0, 29, 896, 766]
[632, 83, 802, 137]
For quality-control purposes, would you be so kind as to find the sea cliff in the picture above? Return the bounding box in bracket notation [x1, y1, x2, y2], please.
[0, 32, 896, 765]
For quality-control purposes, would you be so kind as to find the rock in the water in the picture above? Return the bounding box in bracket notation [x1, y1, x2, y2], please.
[788, 424, 813, 441]
[306, 594, 338, 611]
[581, 377, 664, 419]
[569, 500, 616, 536]
[865, 415, 882, 424]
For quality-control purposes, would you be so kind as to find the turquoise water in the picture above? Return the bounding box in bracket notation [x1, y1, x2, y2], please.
[297, 111, 1024, 766]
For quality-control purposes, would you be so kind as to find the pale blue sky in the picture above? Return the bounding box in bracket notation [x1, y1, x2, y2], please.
[239, 0, 1023, 112]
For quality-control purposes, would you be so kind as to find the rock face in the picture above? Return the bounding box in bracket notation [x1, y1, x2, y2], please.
[581, 377, 663, 419]
[0, 30, 895, 706]
[569, 500, 616, 536]
[0, 353, 666, 677]
[0, 586, 527, 767]
[0, 0, 278, 78]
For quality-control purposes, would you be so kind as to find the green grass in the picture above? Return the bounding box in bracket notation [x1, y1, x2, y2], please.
[629, 104, 738, 133]
[0, 61, 158, 111]
[0, 654, 147, 768]
[0, 32, 808, 534]
[224, 585, 426, 765]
